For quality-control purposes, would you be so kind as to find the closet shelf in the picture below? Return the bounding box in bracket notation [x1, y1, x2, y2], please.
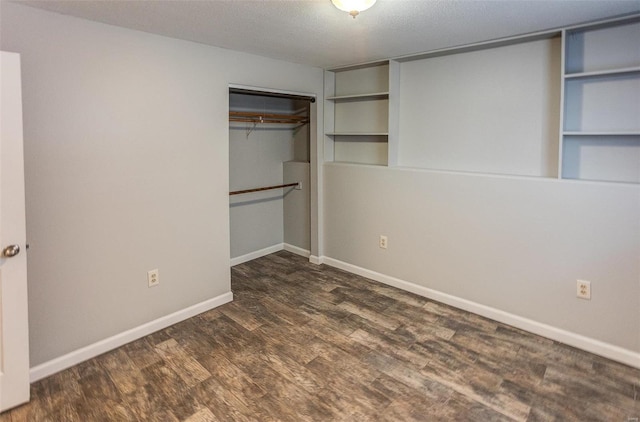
[563, 131, 640, 136]
[326, 132, 389, 136]
[229, 111, 309, 125]
[564, 66, 640, 79]
[326, 92, 389, 101]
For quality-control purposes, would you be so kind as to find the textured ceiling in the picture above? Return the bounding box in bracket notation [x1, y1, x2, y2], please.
[12, 0, 640, 68]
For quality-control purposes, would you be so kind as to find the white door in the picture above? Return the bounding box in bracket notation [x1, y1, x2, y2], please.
[0, 51, 30, 412]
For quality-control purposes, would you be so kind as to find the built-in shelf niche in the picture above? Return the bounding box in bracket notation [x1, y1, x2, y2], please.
[565, 20, 640, 75]
[560, 17, 640, 184]
[325, 62, 399, 166]
[562, 135, 640, 183]
[563, 73, 640, 133]
[322, 15, 640, 184]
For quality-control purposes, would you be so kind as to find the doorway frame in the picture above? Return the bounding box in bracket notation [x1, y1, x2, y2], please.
[227, 83, 322, 264]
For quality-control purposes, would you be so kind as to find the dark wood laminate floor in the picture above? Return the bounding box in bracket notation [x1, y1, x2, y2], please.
[2, 251, 639, 421]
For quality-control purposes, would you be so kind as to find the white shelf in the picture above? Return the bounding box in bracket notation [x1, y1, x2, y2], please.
[332, 161, 387, 166]
[565, 67, 640, 79]
[326, 132, 388, 136]
[563, 131, 640, 136]
[326, 92, 389, 101]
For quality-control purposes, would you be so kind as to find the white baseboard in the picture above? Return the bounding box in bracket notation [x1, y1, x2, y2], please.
[231, 243, 311, 267]
[29, 292, 233, 383]
[321, 256, 640, 369]
[283, 243, 310, 258]
[230, 244, 284, 266]
[309, 255, 324, 265]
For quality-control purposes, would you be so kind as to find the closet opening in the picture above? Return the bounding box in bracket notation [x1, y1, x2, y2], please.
[228, 87, 314, 265]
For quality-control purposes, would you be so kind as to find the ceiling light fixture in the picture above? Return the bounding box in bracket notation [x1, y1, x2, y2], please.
[331, 0, 377, 19]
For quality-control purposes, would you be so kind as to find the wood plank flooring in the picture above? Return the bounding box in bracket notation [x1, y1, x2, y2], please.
[2, 251, 639, 421]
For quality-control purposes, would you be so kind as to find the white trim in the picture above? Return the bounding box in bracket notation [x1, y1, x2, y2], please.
[230, 244, 284, 266]
[231, 244, 311, 266]
[322, 257, 640, 369]
[29, 292, 233, 383]
[309, 255, 325, 265]
[283, 243, 310, 258]
[228, 83, 317, 100]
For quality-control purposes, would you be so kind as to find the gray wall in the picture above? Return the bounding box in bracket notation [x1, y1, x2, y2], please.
[0, 3, 323, 366]
[324, 163, 640, 352]
[398, 38, 560, 177]
[322, 31, 640, 357]
[229, 96, 293, 258]
[284, 161, 311, 252]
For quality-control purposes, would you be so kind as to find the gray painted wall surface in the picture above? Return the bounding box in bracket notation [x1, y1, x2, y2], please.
[0, 3, 323, 365]
[229, 123, 292, 258]
[398, 38, 561, 177]
[324, 163, 640, 352]
[284, 161, 311, 251]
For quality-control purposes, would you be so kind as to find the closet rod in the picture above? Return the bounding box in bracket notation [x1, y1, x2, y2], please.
[229, 182, 300, 196]
[229, 111, 307, 120]
[229, 118, 308, 124]
[229, 111, 309, 124]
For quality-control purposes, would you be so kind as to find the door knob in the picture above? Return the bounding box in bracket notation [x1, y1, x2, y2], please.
[2, 244, 20, 258]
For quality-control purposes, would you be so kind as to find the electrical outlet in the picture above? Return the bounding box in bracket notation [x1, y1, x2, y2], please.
[148, 269, 159, 288]
[576, 280, 591, 300]
[379, 235, 388, 249]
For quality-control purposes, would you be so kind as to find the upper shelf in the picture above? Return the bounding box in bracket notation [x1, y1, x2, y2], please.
[326, 92, 389, 101]
[563, 131, 640, 136]
[565, 66, 640, 79]
[326, 132, 389, 136]
[229, 111, 308, 125]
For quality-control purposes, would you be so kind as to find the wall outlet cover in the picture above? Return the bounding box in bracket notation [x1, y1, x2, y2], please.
[148, 269, 159, 288]
[577, 279, 591, 300]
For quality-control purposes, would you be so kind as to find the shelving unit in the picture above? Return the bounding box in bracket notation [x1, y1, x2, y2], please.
[560, 17, 640, 183]
[324, 61, 399, 166]
[321, 14, 639, 183]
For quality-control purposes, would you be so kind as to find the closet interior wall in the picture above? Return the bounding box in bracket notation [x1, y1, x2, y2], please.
[229, 92, 311, 261]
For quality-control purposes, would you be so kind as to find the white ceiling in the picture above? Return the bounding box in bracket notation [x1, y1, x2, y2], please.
[13, 0, 640, 69]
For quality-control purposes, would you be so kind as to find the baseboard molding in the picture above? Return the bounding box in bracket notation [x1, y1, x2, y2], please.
[29, 292, 234, 383]
[283, 243, 310, 258]
[231, 243, 312, 267]
[309, 255, 324, 265]
[230, 244, 284, 266]
[321, 256, 640, 369]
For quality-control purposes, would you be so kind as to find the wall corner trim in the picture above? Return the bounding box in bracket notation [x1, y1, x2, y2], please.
[309, 255, 325, 265]
[29, 291, 234, 383]
[283, 243, 311, 258]
[231, 244, 284, 267]
[322, 256, 640, 369]
[231, 243, 311, 267]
